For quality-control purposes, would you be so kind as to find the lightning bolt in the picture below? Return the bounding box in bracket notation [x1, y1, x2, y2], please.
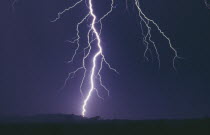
[81, 0, 115, 116]
[52, 0, 117, 117]
[52, 0, 179, 117]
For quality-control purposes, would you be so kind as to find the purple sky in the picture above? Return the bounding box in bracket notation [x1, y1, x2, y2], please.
[0, 0, 210, 119]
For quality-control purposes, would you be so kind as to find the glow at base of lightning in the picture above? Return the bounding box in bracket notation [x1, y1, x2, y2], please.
[52, 0, 179, 117]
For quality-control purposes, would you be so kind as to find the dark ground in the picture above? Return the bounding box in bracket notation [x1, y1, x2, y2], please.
[0, 114, 209, 135]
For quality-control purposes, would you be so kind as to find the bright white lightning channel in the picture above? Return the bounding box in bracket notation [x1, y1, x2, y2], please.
[52, 0, 179, 117]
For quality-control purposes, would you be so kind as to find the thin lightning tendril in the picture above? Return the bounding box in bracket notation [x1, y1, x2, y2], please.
[51, 0, 84, 23]
[52, 0, 179, 117]
[134, 0, 180, 69]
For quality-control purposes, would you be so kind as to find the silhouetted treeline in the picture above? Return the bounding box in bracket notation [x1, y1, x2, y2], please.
[0, 114, 209, 135]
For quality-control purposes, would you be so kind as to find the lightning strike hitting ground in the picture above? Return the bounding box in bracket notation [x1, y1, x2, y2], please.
[52, 0, 179, 117]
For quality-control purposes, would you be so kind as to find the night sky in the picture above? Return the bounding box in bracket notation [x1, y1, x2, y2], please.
[1, 0, 210, 119]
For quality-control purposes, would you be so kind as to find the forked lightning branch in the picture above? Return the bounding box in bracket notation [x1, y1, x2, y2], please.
[51, 0, 179, 117]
